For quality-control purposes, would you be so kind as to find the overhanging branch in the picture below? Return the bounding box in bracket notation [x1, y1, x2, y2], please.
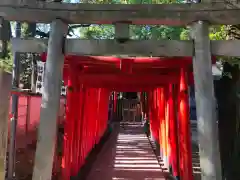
[36, 24, 90, 38]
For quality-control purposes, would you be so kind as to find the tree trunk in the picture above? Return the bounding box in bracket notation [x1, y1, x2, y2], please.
[216, 24, 240, 180]
[215, 62, 240, 180]
[0, 19, 11, 59]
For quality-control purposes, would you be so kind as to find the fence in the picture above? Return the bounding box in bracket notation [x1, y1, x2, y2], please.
[8, 94, 66, 149]
[114, 98, 141, 122]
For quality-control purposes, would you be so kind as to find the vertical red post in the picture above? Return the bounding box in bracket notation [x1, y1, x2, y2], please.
[79, 86, 86, 168]
[92, 88, 97, 147]
[168, 84, 179, 177]
[80, 87, 88, 166]
[95, 89, 101, 144]
[75, 84, 83, 171]
[152, 90, 156, 141]
[151, 90, 156, 141]
[85, 88, 91, 155]
[148, 91, 153, 139]
[158, 88, 166, 167]
[113, 91, 117, 112]
[165, 86, 170, 170]
[70, 66, 81, 176]
[152, 89, 159, 142]
[87, 88, 92, 154]
[62, 63, 77, 180]
[178, 68, 193, 180]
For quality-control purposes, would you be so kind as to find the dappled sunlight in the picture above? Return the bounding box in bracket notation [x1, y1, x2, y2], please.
[112, 126, 167, 179]
[114, 159, 159, 164]
[86, 123, 167, 180]
[114, 168, 163, 171]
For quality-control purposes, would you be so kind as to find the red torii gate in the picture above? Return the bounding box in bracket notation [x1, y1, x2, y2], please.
[40, 53, 216, 180]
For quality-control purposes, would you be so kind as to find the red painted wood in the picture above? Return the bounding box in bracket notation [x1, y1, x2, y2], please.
[78, 74, 179, 83]
[168, 84, 179, 177]
[62, 66, 75, 180]
[39, 52, 208, 179]
[158, 88, 166, 161]
[8, 95, 65, 148]
[41, 53, 216, 66]
[178, 68, 193, 180]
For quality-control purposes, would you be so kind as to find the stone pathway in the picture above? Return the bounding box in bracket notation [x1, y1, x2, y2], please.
[190, 120, 201, 180]
[86, 123, 168, 180]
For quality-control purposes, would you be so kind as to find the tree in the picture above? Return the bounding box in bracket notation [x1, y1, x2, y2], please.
[0, 20, 12, 73]
[213, 24, 240, 180]
[79, 24, 187, 41]
[204, 23, 240, 180]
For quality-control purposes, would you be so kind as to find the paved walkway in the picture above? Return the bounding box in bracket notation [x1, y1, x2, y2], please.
[86, 123, 168, 180]
[190, 120, 201, 180]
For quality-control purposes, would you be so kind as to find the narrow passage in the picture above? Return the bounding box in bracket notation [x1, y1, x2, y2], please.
[86, 123, 168, 180]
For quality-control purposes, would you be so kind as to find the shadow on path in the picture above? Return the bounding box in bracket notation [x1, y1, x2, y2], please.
[86, 123, 168, 180]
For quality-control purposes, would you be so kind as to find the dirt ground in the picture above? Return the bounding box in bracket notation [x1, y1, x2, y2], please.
[15, 147, 35, 180]
[12, 126, 63, 180]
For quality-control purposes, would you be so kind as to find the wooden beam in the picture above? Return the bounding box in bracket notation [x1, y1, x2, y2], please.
[32, 19, 68, 180]
[1, 1, 240, 25]
[11, 38, 240, 57]
[11, 38, 193, 57]
[0, 70, 12, 180]
[191, 21, 222, 180]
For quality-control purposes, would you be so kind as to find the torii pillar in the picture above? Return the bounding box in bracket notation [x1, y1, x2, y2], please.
[191, 21, 222, 180]
[32, 19, 68, 180]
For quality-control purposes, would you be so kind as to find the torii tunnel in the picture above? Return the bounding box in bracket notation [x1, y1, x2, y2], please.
[39, 53, 216, 180]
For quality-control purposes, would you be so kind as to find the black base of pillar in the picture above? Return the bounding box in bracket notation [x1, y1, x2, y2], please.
[168, 165, 180, 180]
[165, 165, 179, 180]
[175, 176, 180, 180]
[169, 165, 173, 174]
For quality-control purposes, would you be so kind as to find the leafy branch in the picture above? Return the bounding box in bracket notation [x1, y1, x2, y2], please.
[36, 24, 91, 38]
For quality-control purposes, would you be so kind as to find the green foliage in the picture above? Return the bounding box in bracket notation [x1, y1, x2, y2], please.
[19, 53, 33, 88]
[209, 25, 240, 69]
[0, 58, 12, 73]
[21, 23, 29, 37]
[80, 25, 114, 39]
[130, 25, 186, 40]
[0, 42, 13, 73]
[0, 21, 13, 73]
[80, 24, 188, 42]
[180, 27, 190, 40]
[209, 25, 227, 40]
